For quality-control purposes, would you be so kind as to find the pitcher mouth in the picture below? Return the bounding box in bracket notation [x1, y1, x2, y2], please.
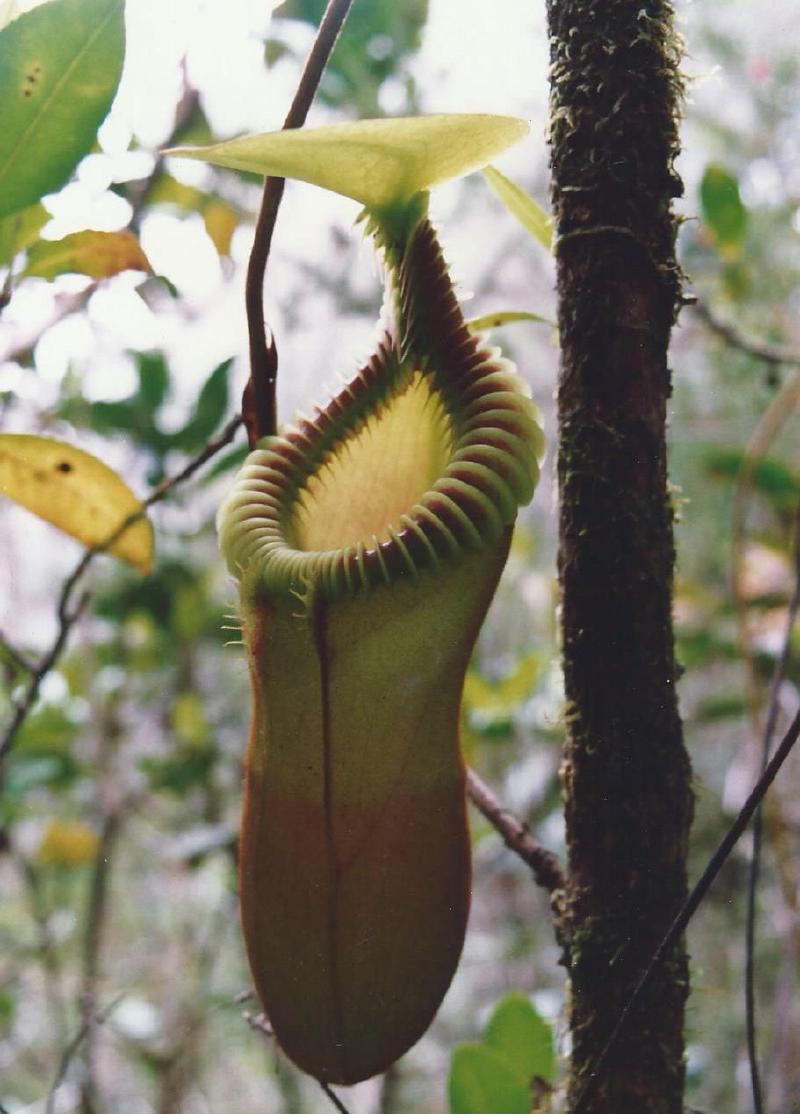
[218, 216, 543, 604]
[219, 341, 541, 603]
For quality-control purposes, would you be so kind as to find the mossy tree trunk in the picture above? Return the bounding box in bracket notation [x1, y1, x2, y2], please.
[546, 2, 693, 1111]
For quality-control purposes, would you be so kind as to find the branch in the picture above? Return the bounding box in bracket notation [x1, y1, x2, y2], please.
[321, 1081, 352, 1114]
[79, 803, 128, 1113]
[744, 506, 800, 1114]
[44, 993, 124, 1114]
[692, 297, 800, 368]
[17, 855, 70, 1049]
[0, 591, 90, 769]
[237, 1001, 348, 1112]
[245, 0, 354, 442]
[0, 414, 243, 772]
[242, 1009, 274, 1038]
[466, 767, 565, 893]
[0, 632, 35, 674]
[572, 702, 800, 1114]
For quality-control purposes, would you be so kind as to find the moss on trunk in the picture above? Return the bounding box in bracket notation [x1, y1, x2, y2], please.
[546, 2, 693, 1111]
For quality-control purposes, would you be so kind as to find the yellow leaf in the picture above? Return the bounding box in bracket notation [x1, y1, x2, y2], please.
[464, 652, 543, 716]
[203, 199, 238, 257]
[0, 201, 48, 267]
[23, 229, 151, 280]
[167, 114, 529, 213]
[482, 165, 553, 251]
[465, 309, 554, 333]
[0, 434, 153, 572]
[37, 818, 99, 867]
[171, 691, 207, 746]
[147, 172, 207, 210]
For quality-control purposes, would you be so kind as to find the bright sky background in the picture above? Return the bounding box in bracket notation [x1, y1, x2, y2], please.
[3, 0, 796, 648]
[0, 0, 555, 647]
[5, 0, 550, 413]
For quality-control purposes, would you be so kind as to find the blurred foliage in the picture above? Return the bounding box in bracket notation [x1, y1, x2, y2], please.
[700, 163, 748, 255]
[0, 0, 125, 218]
[58, 355, 232, 483]
[269, 0, 428, 115]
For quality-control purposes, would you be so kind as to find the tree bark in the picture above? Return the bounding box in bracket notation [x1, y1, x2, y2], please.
[546, 2, 693, 1111]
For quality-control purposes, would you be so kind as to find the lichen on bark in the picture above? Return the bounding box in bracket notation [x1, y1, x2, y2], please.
[545, 2, 693, 1111]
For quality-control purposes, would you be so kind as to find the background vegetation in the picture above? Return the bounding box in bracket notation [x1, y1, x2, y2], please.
[1, 0, 800, 1111]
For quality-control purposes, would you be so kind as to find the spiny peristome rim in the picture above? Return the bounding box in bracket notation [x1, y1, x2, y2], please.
[219, 222, 544, 604]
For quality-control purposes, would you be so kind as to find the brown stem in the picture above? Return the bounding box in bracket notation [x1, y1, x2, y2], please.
[45, 995, 123, 1114]
[79, 806, 125, 1114]
[466, 768, 564, 894]
[547, 1, 691, 1111]
[693, 297, 800, 368]
[320, 1081, 351, 1114]
[572, 702, 800, 1114]
[245, 0, 354, 443]
[744, 507, 800, 1113]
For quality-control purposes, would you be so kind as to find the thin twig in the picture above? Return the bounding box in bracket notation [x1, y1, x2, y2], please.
[320, 1081, 352, 1114]
[0, 632, 35, 674]
[731, 369, 800, 613]
[144, 414, 244, 508]
[243, 1010, 274, 1038]
[80, 804, 127, 1113]
[0, 591, 90, 766]
[744, 506, 800, 1114]
[466, 767, 565, 893]
[245, 0, 354, 441]
[240, 1009, 348, 1111]
[693, 298, 800, 368]
[17, 856, 70, 1049]
[572, 703, 800, 1114]
[127, 76, 199, 234]
[44, 993, 124, 1114]
[0, 414, 243, 770]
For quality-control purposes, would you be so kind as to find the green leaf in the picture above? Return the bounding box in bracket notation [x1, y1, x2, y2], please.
[695, 692, 748, 723]
[135, 351, 170, 412]
[466, 310, 554, 333]
[0, 433, 153, 572]
[0, 201, 48, 267]
[482, 165, 552, 251]
[484, 992, 555, 1086]
[88, 399, 141, 438]
[704, 448, 800, 512]
[0, 985, 16, 1027]
[23, 229, 150, 280]
[272, 0, 428, 117]
[166, 114, 529, 212]
[0, 0, 125, 218]
[140, 747, 216, 796]
[700, 164, 748, 252]
[175, 359, 231, 451]
[448, 1044, 530, 1114]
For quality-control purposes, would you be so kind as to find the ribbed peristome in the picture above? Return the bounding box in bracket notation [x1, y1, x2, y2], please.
[219, 200, 544, 603]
